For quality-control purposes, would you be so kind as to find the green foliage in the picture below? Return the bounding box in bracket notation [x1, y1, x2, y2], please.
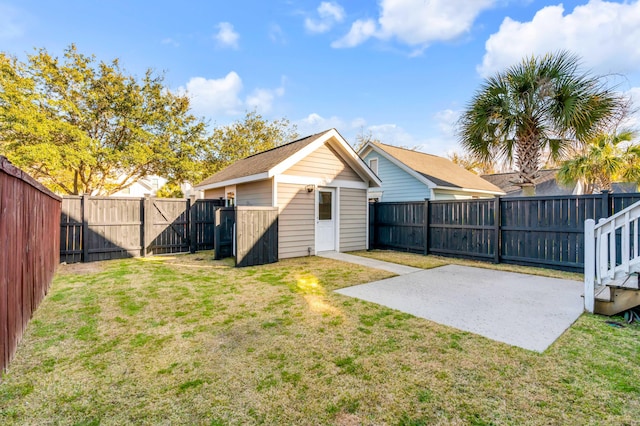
[447, 151, 496, 175]
[557, 131, 640, 193]
[195, 110, 297, 183]
[459, 51, 627, 190]
[156, 181, 184, 198]
[0, 45, 208, 195]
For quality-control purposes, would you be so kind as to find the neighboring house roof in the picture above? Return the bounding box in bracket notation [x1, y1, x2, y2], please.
[194, 128, 381, 190]
[360, 141, 504, 195]
[612, 182, 638, 193]
[481, 170, 577, 197]
[482, 171, 639, 196]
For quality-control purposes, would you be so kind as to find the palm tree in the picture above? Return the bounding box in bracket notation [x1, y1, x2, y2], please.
[459, 51, 625, 195]
[557, 131, 639, 194]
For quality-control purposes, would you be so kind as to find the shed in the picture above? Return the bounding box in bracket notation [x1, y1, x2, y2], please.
[194, 129, 381, 258]
[358, 141, 504, 201]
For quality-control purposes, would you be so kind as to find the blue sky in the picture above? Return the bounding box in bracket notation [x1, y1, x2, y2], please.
[1, 0, 639, 156]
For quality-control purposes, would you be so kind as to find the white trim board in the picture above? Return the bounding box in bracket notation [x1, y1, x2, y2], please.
[195, 173, 270, 191]
[276, 174, 369, 189]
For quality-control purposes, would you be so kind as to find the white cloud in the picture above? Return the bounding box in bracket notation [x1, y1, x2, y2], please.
[622, 87, 640, 130]
[366, 110, 461, 155]
[367, 124, 420, 147]
[178, 72, 244, 116]
[305, 1, 345, 33]
[179, 73, 287, 118]
[350, 117, 367, 129]
[479, 0, 640, 77]
[333, 0, 494, 49]
[434, 109, 460, 138]
[161, 37, 179, 47]
[214, 22, 239, 49]
[295, 112, 461, 154]
[245, 85, 285, 114]
[296, 113, 347, 135]
[268, 23, 286, 44]
[331, 19, 376, 48]
[0, 4, 26, 39]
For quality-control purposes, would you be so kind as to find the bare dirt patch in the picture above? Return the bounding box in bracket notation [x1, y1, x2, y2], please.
[57, 261, 105, 275]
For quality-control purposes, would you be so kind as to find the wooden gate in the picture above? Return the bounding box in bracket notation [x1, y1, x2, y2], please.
[60, 196, 224, 263]
[214, 207, 235, 260]
[144, 198, 189, 255]
[60, 196, 143, 263]
[235, 207, 278, 267]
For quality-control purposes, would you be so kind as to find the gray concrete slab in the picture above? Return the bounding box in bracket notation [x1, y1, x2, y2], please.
[336, 264, 584, 352]
[317, 251, 422, 275]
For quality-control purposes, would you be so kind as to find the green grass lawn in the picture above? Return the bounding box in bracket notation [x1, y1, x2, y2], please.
[1, 251, 639, 425]
[349, 250, 584, 281]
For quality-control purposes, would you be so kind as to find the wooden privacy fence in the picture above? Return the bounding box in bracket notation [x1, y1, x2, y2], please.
[60, 195, 224, 263]
[369, 191, 640, 272]
[60, 197, 278, 267]
[1, 157, 61, 374]
[213, 207, 278, 267]
[235, 207, 278, 267]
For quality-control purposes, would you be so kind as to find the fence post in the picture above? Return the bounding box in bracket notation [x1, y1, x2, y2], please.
[423, 200, 429, 255]
[143, 195, 153, 256]
[494, 196, 501, 264]
[214, 208, 221, 260]
[189, 197, 197, 254]
[82, 194, 89, 263]
[369, 202, 376, 250]
[601, 190, 611, 218]
[584, 218, 596, 313]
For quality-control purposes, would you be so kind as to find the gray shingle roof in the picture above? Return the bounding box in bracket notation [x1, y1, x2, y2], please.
[481, 170, 575, 196]
[195, 130, 332, 188]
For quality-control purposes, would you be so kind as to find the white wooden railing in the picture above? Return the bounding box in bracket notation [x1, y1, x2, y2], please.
[584, 200, 640, 312]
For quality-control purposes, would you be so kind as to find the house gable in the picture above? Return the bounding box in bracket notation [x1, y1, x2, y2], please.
[195, 129, 380, 191]
[362, 149, 432, 201]
[360, 142, 503, 200]
[282, 143, 362, 182]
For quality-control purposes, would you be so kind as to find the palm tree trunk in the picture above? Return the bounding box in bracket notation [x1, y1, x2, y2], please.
[515, 133, 540, 195]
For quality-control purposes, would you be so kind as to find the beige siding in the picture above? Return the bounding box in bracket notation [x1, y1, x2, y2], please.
[340, 188, 367, 251]
[236, 179, 273, 206]
[284, 144, 361, 181]
[204, 188, 225, 199]
[278, 183, 315, 258]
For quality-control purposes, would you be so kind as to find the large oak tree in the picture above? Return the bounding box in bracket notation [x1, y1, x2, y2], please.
[0, 45, 207, 195]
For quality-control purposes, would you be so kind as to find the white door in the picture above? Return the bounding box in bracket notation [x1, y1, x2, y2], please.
[316, 188, 336, 252]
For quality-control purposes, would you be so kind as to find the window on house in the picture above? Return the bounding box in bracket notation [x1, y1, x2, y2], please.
[369, 158, 378, 176]
[318, 191, 332, 220]
[226, 191, 235, 207]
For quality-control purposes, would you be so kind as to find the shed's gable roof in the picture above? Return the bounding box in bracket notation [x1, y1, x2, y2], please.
[362, 142, 504, 194]
[195, 129, 380, 190]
